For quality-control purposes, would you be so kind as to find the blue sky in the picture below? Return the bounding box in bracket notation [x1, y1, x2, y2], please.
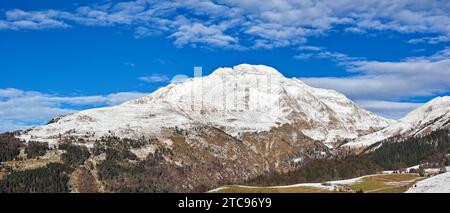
[1, 0, 450, 132]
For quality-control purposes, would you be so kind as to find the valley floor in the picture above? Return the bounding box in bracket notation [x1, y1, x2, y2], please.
[210, 173, 429, 193]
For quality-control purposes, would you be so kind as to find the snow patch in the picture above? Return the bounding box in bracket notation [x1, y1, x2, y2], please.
[406, 171, 450, 193]
[130, 145, 157, 160]
[162, 139, 173, 148]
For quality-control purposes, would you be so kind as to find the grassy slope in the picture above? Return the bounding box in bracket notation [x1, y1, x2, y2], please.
[212, 185, 332, 193]
[349, 173, 424, 193]
[1, 150, 61, 173]
[213, 173, 425, 193]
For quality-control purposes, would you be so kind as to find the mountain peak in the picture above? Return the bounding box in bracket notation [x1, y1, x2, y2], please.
[426, 96, 450, 106]
[211, 64, 285, 78]
[345, 96, 450, 148]
[402, 96, 450, 121]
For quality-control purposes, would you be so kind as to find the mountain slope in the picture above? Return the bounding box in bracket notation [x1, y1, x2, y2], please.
[344, 96, 450, 148]
[406, 168, 450, 193]
[18, 64, 390, 147]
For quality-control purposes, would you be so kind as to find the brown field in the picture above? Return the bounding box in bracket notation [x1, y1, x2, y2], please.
[2, 150, 61, 172]
[349, 173, 424, 193]
[211, 185, 332, 193]
[212, 173, 425, 193]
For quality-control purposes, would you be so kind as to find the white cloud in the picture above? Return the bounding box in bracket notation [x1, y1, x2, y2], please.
[0, 21, 8, 29]
[1, 9, 71, 30]
[297, 45, 323, 51]
[294, 53, 313, 60]
[301, 47, 450, 118]
[133, 26, 160, 38]
[424, 47, 450, 61]
[168, 16, 240, 48]
[0, 120, 35, 133]
[105, 92, 148, 105]
[245, 23, 310, 48]
[138, 74, 170, 83]
[356, 100, 423, 119]
[303, 59, 450, 100]
[0, 88, 26, 98]
[123, 62, 135, 67]
[153, 58, 167, 64]
[294, 49, 362, 63]
[3, 1, 450, 48]
[408, 35, 450, 44]
[302, 46, 450, 97]
[0, 88, 147, 132]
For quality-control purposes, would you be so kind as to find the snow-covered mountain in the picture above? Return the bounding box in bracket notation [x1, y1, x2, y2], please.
[7, 64, 450, 193]
[344, 96, 450, 148]
[17, 64, 391, 148]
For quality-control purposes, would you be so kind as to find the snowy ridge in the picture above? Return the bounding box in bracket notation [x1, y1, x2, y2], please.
[344, 96, 450, 148]
[17, 64, 391, 147]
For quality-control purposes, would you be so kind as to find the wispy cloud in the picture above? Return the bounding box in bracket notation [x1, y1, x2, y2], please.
[138, 74, 170, 83]
[0, 9, 71, 30]
[408, 35, 450, 44]
[153, 58, 167, 65]
[356, 100, 423, 119]
[297, 46, 323, 51]
[168, 16, 240, 48]
[294, 49, 363, 64]
[123, 62, 136, 67]
[0, 88, 147, 132]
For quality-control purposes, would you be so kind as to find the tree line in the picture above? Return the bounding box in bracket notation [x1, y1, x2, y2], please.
[0, 163, 72, 193]
[0, 133, 23, 162]
[0, 140, 91, 193]
[25, 141, 49, 159]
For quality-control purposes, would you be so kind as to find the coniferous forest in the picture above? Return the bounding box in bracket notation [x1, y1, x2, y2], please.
[59, 143, 91, 166]
[246, 129, 450, 186]
[368, 129, 450, 170]
[25, 141, 49, 159]
[0, 163, 72, 193]
[0, 133, 22, 162]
